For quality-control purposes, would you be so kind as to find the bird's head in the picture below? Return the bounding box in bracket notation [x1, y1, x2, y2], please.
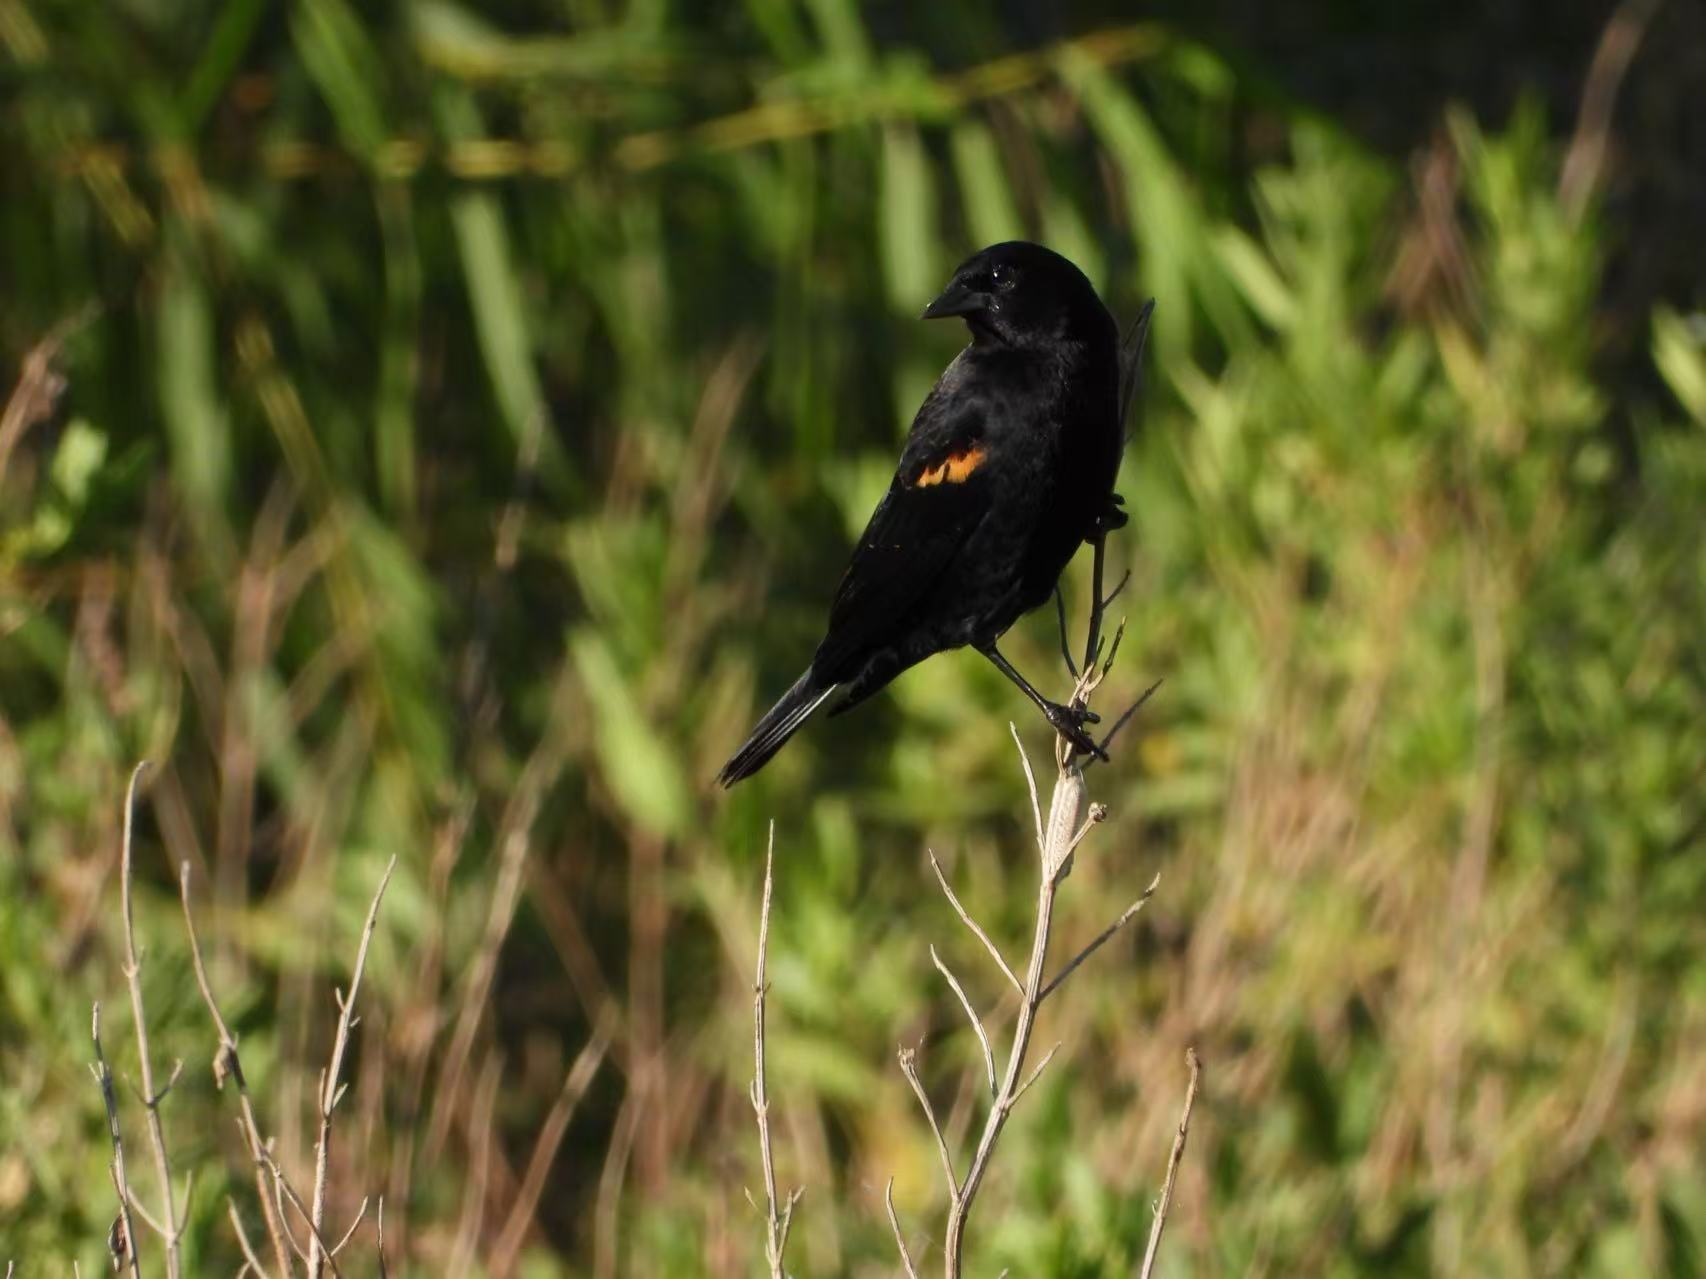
[921, 241, 1112, 350]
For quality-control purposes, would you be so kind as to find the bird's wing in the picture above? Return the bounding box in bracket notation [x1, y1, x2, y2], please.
[813, 384, 994, 679]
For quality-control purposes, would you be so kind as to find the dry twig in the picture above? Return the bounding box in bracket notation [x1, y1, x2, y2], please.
[261, 1152, 346, 1279]
[89, 1003, 143, 1279]
[930, 945, 996, 1097]
[928, 850, 1022, 997]
[115, 760, 185, 1277]
[307, 856, 396, 1279]
[490, 1021, 613, 1275]
[750, 825, 803, 1278]
[1137, 1048, 1202, 1279]
[181, 862, 296, 1278]
[0, 317, 81, 480]
[884, 1178, 920, 1279]
[1040, 873, 1161, 1002]
[228, 1200, 273, 1279]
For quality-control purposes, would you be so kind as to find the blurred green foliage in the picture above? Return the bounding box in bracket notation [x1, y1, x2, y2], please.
[2, 2, 1703, 1276]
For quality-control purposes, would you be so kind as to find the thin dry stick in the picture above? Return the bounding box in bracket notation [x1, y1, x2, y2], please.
[1137, 1048, 1202, 1279]
[261, 1153, 346, 1279]
[490, 1023, 613, 1276]
[269, 1148, 312, 1268]
[89, 1003, 143, 1279]
[446, 1053, 502, 1278]
[1092, 677, 1164, 762]
[1012, 1041, 1062, 1106]
[927, 852, 1021, 997]
[899, 1045, 958, 1196]
[751, 825, 802, 1279]
[930, 945, 996, 1097]
[1558, 0, 1662, 221]
[1007, 723, 1045, 852]
[180, 862, 296, 1279]
[119, 1165, 192, 1241]
[428, 723, 566, 1164]
[1040, 873, 1161, 1002]
[884, 1178, 920, 1279]
[307, 855, 397, 1279]
[116, 761, 184, 1279]
[0, 317, 81, 480]
[228, 1201, 273, 1279]
[327, 1198, 369, 1258]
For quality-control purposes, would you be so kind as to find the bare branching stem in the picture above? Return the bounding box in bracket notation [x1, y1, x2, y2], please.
[181, 863, 297, 1278]
[90, 1003, 143, 1279]
[308, 855, 396, 1279]
[751, 824, 801, 1278]
[116, 761, 183, 1279]
[263, 1153, 347, 1279]
[1138, 1048, 1202, 1279]
[937, 752, 1079, 1275]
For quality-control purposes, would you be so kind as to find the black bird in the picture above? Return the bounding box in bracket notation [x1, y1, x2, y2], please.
[718, 241, 1131, 787]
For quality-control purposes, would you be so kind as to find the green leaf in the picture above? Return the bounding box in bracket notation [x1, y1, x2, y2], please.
[949, 119, 1023, 249]
[1214, 226, 1296, 329]
[156, 247, 232, 549]
[1654, 306, 1706, 426]
[570, 630, 689, 839]
[880, 122, 938, 312]
[292, 0, 389, 159]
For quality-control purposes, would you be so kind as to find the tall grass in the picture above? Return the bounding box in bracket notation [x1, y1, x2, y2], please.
[2, 2, 1703, 1275]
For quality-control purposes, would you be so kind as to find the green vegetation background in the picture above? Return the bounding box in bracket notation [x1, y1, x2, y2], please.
[2, 1, 1703, 1274]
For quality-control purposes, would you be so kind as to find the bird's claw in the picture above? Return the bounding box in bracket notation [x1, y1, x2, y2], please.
[1092, 492, 1129, 536]
[1044, 701, 1108, 760]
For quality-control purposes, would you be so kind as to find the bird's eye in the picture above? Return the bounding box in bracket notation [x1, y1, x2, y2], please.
[990, 265, 1015, 290]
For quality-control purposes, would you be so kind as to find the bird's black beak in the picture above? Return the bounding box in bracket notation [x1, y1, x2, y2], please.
[921, 281, 991, 321]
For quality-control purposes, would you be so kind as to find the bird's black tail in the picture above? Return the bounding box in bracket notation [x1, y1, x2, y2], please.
[716, 668, 838, 787]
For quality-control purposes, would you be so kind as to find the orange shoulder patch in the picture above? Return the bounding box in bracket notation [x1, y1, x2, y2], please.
[915, 445, 987, 487]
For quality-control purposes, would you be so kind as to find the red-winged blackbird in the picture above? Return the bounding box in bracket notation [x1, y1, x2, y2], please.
[718, 241, 1132, 787]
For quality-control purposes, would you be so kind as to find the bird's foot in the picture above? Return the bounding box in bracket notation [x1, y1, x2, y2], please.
[1043, 700, 1107, 761]
[1091, 492, 1129, 537]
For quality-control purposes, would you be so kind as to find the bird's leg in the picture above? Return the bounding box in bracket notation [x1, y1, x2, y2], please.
[979, 645, 1108, 761]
